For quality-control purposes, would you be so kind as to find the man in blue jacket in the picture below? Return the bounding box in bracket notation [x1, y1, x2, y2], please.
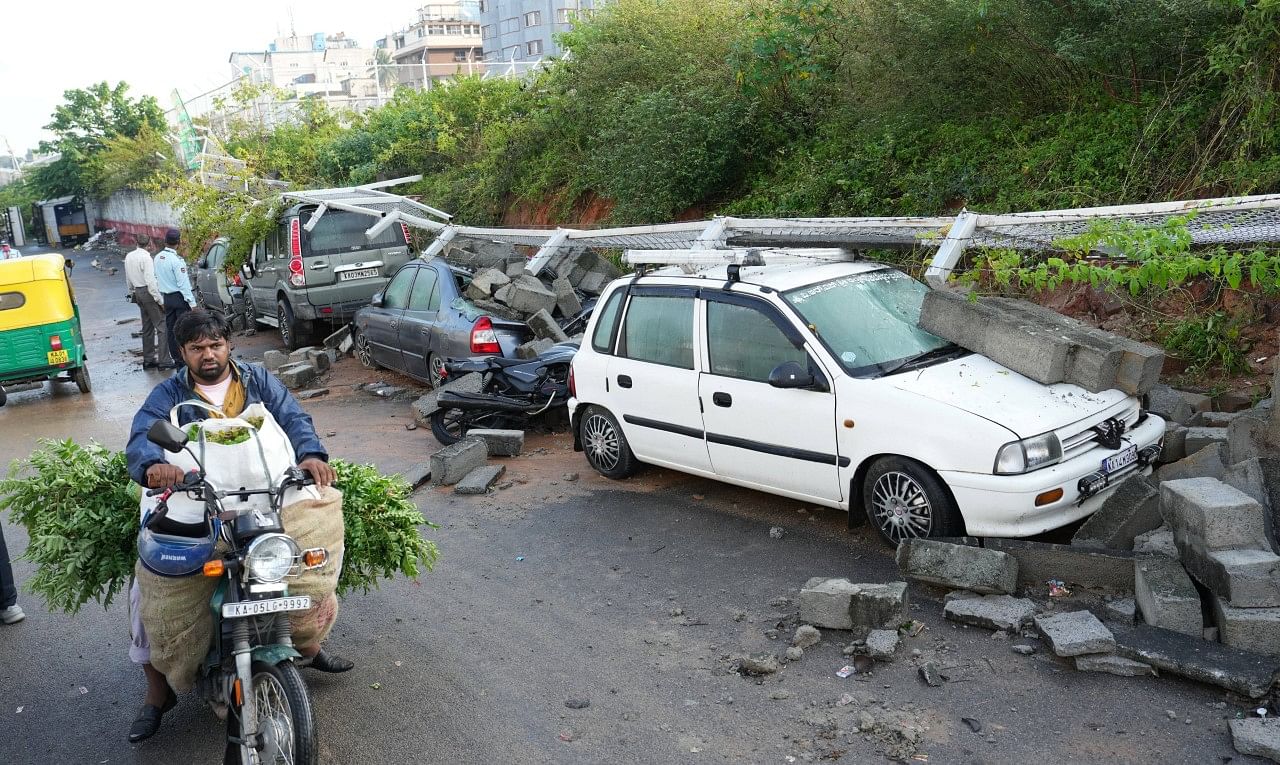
[125, 310, 351, 743]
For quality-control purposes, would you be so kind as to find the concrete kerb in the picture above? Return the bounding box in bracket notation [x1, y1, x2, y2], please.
[896, 539, 1018, 595]
[1112, 622, 1280, 698]
[983, 539, 1137, 592]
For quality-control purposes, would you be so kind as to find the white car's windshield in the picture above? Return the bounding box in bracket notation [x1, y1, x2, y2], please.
[783, 269, 953, 376]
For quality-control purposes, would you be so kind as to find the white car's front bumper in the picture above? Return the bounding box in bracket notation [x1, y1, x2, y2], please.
[940, 413, 1167, 538]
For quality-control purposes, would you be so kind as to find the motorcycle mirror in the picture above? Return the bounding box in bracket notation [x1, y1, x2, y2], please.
[147, 420, 190, 453]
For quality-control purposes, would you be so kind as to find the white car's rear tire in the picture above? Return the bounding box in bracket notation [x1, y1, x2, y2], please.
[580, 405, 637, 480]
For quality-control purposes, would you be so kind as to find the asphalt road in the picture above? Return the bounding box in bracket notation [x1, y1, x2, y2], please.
[0, 247, 1264, 764]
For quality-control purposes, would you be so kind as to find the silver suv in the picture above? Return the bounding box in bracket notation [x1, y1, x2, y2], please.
[241, 204, 414, 349]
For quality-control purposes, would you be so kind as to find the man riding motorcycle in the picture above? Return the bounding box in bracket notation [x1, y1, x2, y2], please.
[124, 311, 353, 743]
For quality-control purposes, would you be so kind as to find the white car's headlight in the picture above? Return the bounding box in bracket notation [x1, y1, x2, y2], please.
[994, 433, 1063, 475]
[244, 534, 301, 583]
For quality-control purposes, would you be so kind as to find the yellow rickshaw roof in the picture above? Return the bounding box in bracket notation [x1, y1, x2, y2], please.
[0, 254, 69, 286]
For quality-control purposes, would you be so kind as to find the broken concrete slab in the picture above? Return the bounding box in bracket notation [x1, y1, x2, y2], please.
[411, 372, 483, 424]
[1071, 474, 1161, 551]
[1212, 596, 1280, 657]
[322, 324, 351, 351]
[983, 539, 1136, 591]
[527, 309, 570, 343]
[263, 349, 288, 373]
[920, 291, 1072, 385]
[1112, 622, 1280, 698]
[304, 348, 331, 373]
[553, 276, 582, 318]
[864, 629, 900, 660]
[1161, 422, 1188, 464]
[1230, 718, 1280, 761]
[1146, 384, 1210, 425]
[464, 268, 511, 301]
[398, 463, 431, 491]
[467, 428, 525, 457]
[1105, 598, 1137, 624]
[1183, 548, 1280, 608]
[515, 338, 556, 359]
[1153, 442, 1229, 483]
[276, 362, 318, 390]
[455, 464, 506, 495]
[798, 578, 908, 633]
[1134, 525, 1179, 558]
[430, 437, 488, 486]
[1225, 457, 1273, 512]
[295, 388, 329, 400]
[943, 594, 1037, 632]
[1184, 426, 1229, 456]
[1034, 611, 1116, 656]
[1135, 557, 1203, 637]
[1194, 411, 1243, 428]
[1160, 478, 1268, 552]
[287, 346, 322, 364]
[504, 277, 558, 316]
[1227, 411, 1276, 465]
[1074, 654, 1156, 677]
[896, 539, 1018, 594]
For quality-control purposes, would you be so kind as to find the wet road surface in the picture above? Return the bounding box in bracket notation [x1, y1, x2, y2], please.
[0, 248, 1264, 764]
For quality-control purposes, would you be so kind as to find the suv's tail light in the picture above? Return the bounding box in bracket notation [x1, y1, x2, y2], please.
[470, 316, 502, 355]
[568, 364, 576, 398]
[400, 222, 411, 245]
[288, 218, 305, 287]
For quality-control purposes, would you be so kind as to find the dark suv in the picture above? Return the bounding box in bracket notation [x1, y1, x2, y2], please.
[241, 204, 414, 349]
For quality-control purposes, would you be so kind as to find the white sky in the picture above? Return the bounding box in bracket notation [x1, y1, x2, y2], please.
[0, 0, 420, 155]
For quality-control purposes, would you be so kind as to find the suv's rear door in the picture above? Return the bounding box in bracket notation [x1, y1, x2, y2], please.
[301, 210, 412, 315]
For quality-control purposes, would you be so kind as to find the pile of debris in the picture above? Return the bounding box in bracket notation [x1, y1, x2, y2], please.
[427, 429, 525, 494]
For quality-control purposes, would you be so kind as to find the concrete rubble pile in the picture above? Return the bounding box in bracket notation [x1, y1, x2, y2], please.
[442, 237, 622, 358]
[889, 373, 1280, 760]
[918, 290, 1164, 395]
[427, 430, 526, 496]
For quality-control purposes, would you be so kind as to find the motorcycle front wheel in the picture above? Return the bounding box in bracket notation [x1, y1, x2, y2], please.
[225, 660, 317, 765]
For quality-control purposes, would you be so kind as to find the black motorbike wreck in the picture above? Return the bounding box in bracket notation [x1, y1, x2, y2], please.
[430, 342, 577, 444]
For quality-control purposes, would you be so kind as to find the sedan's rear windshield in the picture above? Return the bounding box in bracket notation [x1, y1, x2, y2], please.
[307, 211, 406, 255]
[783, 269, 949, 376]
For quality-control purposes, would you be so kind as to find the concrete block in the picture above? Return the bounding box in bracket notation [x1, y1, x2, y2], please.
[1185, 426, 1229, 456]
[467, 428, 525, 457]
[1161, 422, 1187, 464]
[304, 348, 331, 373]
[576, 270, 616, 295]
[505, 260, 528, 279]
[1160, 478, 1268, 552]
[1112, 338, 1165, 396]
[1105, 598, 1137, 623]
[1230, 718, 1280, 761]
[295, 388, 329, 400]
[411, 372, 483, 423]
[276, 362, 318, 389]
[288, 346, 322, 364]
[552, 277, 582, 318]
[864, 629, 900, 660]
[1182, 548, 1280, 607]
[515, 338, 555, 360]
[1134, 557, 1202, 637]
[492, 283, 515, 306]
[430, 437, 488, 486]
[322, 324, 351, 351]
[1034, 611, 1116, 656]
[943, 594, 1037, 632]
[1133, 525, 1178, 558]
[1074, 654, 1156, 677]
[464, 268, 511, 301]
[1153, 442, 1228, 483]
[1228, 412, 1272, 464]
[527, 309, 570, 343]
[1194, 411, 1243, 428]
[503, 277, 557, 316]
[399, 463, 431, 490]
[455, 464, 506, 495]
[896, 539, 1018, 595]
[984, 539, 1137, 591]
[1146, 384, 1199, 425]
[798, 578, 908, 633]
[1213, 596, 1280, 657]
[1113, 622, 1280, 698]
[263, 349, 289, 372]
[1071, 474, 1161, 551]
[1225, 458, 1272, 511]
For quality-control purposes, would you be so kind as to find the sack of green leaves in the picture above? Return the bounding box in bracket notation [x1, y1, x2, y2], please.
[0, 439, 439, 613]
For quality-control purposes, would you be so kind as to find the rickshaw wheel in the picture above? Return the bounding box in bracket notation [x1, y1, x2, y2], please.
[72, 363, 92, 394]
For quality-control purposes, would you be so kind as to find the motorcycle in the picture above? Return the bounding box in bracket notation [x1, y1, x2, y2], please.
[430, 342, 577, 445]
[142, 419, 330, 765]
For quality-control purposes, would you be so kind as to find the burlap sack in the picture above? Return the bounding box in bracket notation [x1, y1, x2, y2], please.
[137, 486, 345, 692]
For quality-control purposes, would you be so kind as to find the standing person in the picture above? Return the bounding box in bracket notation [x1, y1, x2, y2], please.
[1, 240, 21, 259]
[0, 522, 24, 624]
[153, 228, 196, 367]
[124, 234, 171, 369]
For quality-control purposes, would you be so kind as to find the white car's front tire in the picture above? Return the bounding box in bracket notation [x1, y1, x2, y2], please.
[862, 456, 963, 546]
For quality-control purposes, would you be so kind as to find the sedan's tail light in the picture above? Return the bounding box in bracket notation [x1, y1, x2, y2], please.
[470, 316, 502, 355]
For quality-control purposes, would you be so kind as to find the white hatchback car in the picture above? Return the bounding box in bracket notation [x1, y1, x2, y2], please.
[567, 258, 1166, 545]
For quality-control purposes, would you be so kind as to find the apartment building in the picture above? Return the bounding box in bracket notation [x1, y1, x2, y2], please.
[378, 3, 484, 90]
[477, 1, 599, 66]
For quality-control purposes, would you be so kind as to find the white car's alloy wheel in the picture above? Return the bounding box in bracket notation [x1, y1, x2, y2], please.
[871, 470, 932, 542]
[583, 413, 621, 471]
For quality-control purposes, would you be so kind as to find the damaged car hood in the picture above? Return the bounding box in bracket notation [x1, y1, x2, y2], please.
[886, 354, 1129, 438]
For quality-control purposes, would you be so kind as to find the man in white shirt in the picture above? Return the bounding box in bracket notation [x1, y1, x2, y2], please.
[0, 241, 20, 259]
[124, 234, 172, 369]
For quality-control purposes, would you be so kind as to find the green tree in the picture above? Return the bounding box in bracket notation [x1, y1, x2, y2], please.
[84, 123, 181, 197]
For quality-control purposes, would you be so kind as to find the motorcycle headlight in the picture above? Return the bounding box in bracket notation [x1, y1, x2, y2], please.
[994, 433, 1063, 475]
[244, 534, 300, 583]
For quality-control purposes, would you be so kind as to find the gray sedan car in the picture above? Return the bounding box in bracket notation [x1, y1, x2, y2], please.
[352, 258, 532, 387]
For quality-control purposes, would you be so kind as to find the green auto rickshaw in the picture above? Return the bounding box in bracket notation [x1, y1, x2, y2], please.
[0, 253, 91, 406]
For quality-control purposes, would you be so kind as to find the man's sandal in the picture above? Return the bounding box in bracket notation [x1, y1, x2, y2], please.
[301, 648, 354, 673]
[128, 690, 177, 743]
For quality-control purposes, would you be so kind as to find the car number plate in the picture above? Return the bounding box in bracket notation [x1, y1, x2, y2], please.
[339, 267, 380, 281]
[222, 596, 311, 619]
[47, 349, 69, 364]
[1101, 444, 1138, 475]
